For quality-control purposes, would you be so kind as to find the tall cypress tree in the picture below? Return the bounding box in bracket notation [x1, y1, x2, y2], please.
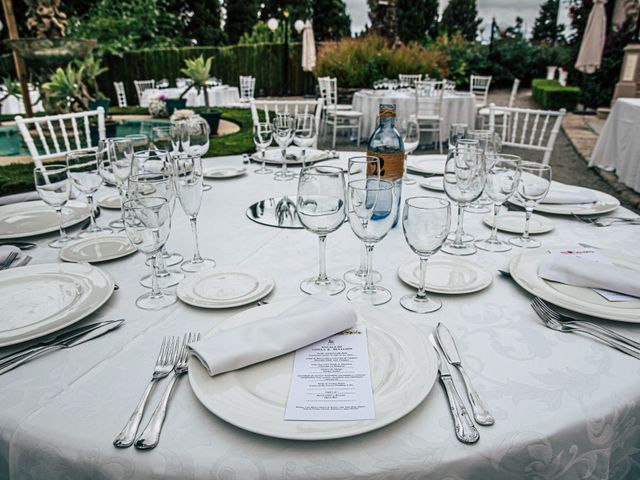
[368, 0, 397, 42]
[312, 0, 351, 41]
[440, 0, 481, 41]
[531, 0, 564, 43]
[183, 0, 227, 45]
[397, 0, 439, 43]
[225, 0, 260, 44]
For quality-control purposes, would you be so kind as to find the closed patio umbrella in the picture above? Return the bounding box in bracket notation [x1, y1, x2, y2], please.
[575, 0, 608, 74]
[302, 20, 316, 72]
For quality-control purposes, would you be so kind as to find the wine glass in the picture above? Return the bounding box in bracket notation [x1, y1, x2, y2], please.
[441, 143, 486, 256]
[449, 123, 468, 150]
[253, 122, 274, 174]
[170, 121, 190, 155]
[475, 155, 521, 252]
[466, 129, 501, 214]
[293, 114, 317, 169]
[444, 138, 479, 245]
[343, 155, 383, 286]
[107, 137, 134, 230]
[125, 134, 150, 153]
[272, 113, 295, 181]
[174, 154, 216, 272]
[34, 164, 75, 248]
[400, 196, 451, 313]
[66, 148, 111, 237]
[510, 162, 552, 249]
[396, 115, 420, 185]
[122, 196, 177, 310]
[346, 179, 398, 306]
[297, 166, 346, 295]
[186, 118, 212, 191]
[152, 126, 172, 151]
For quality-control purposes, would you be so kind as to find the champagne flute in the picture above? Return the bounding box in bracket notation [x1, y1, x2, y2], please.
[466, 129, 501, 214]
[122, 196, 177, 310]
[346, 179, 398, 306]
[34, 164, 75, 248]
[253, 122, 274, 174]
[476, 155, 521, 252]
[400, 196, 451, 313]
[125, 134, 150, 153]
[445, 138, 479, 245]
[272, 113, 295, 181]
[510, 162, 552, 249]
[297, 166, 346, 295]
[396, 116, 420, 185]
[187, 117, 212, 191]
[108, 137, 135, 230]
[293, 114, 317, 169]
[343, 155, 383, 285]
[174, 154, 216, 272]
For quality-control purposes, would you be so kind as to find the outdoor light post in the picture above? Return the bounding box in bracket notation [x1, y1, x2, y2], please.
[268, 10, 303, 96]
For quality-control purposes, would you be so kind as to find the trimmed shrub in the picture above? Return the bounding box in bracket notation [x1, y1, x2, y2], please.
[532, 79, 560, 104]
[541, 86, 581, 111]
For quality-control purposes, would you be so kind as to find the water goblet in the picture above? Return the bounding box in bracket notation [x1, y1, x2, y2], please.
[509, 162, 552, 249]
[125, 134, 150, 153]
[253, 122, 274, 174]
[272, 113, 295, 181]
[396, 115, 419, 185]
[34, 164, 75, 248]
[346, 179, 398, 306]
[297, 166, 346, 295]
[400, 196, 451, 313]
[174, 154, 216, 272]
[187, 117, 210, 157]
[122, 196, 177, 310]
[170, 121, 190, 155]
[293, 114, 317, 169]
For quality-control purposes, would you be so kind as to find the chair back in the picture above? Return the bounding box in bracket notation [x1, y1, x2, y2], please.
[508, 78, 521, 108]
[488, 104, 566, 165]
[470, 75, 492, 106]
[113, 81, 128, 108]
[239, 75, 256, 102]
[399, 74, 422, 87]
[134, 80, 156, 105]
[15, 108, 106, 169]
[250, 99, 324, 148]
[317, 76, 330, 103]
[415, 80, 444, 117]
[443, 79, 456, 91]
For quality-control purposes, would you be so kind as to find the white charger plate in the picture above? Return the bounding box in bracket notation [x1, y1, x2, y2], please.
[398, 257, 492, 294]
[59, 235, 136, 263]
[407, 155, 447, 175]
[0, 263, 114, 347]
[0, 200, 91, 239]
[188, 299, 437, 440]
[483, 211, 554, 234]
[510, 188, 620, 216]
[98, 194, 121, 209]
[177, 268, 274, 308]
[509, 248, 640, 322]
[203, 166, 247, 179]
[419, 176, 444, 191]
[251, 147, 329, 166]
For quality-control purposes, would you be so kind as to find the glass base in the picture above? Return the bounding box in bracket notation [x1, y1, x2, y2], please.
[343, 268, 382, 285]
[78, 225, 112, 238]
[441, 240, 477, 256]
[465, 203, 491, 214]
[140, 269, 185, 289]
[273, 170, 295, 181]
[146, 252, 183, 267]
[300, 276, 345, 296]
[48, 234, 76, 249]
[476, 237, 512, 252]
[347, 285, 392, 306]
[108, 219, 124, 230]
[136, 290, 177, 310]
[400, 293, 442, 313]
[254, 166, 274, 174]
[181, 257, 216, 273]
[509, 236, 541, 249]
[203, 184, 212, 192]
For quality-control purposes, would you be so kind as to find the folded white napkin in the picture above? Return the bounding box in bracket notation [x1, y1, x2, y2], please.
[188, 298, 358, 376]
[541, 182, 599, 204]
[538, 253, 640, 298]
[0, 191, 40, 206]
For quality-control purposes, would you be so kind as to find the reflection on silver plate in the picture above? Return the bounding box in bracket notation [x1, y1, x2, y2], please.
[246, 196, 303, 229]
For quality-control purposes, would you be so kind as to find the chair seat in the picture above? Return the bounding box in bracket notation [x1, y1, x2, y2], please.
[328, 110, 363, 118]
[475, 101, 487, 109]
[336, 104, 352, 110]
[479, 107, 506, 117]
[416, 114, 442, 122]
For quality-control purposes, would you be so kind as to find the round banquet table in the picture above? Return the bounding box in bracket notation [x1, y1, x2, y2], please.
[352, 89, 477, 140]
[140, 86, 241, 108]
[1, 153, 639, 480]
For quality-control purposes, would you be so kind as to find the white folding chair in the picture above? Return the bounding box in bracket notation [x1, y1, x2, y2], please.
[113, 81, 128, 108]
[239, 75, 256, 102]
[250, 99, 323, 149]
[15, 108, 106, 169]
[399, 74, 422, 87]
[470, 75, 492, 109]
[415, 80, 445, 153]
[321, 78, 363, 148]
[479, 78, 520, 129]
[318, 77, 352, 112]
[443, 79, 456, 91]
[488, 104, 566, 166]
[134, 80, 156, 106]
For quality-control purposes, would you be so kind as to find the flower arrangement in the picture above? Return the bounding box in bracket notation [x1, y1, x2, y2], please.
[170, 109, 197, 122]
[148, 95, 169, 118]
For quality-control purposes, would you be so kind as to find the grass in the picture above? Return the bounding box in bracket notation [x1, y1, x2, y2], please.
[0, 107, 255, 196]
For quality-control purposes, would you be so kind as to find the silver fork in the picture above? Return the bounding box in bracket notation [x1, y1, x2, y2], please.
[531, 299, 640, 360]
[571, 213, 640, 227]
[532, 297, 640, 351]
[134, 332, 200, 450]
[0, 251, 18, 270]
[113, 336, 180, 448]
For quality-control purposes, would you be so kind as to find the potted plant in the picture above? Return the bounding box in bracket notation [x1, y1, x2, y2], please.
[75, 55, 111, 116]
[178, 55, 221, 134]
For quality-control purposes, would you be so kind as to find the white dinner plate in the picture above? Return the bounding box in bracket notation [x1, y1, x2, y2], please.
[98, 193, 121, 209]
[510, 189, 620, 216]
[398, 257, 492, 294]
[314, 158, 362, 174]
[509, 247, 640, 322]
[203, 165, 247, 179]
[407, 155, 447, 175]
[177, 268, 274, 308]
[419, 176, 444, 191]
[59, 235, 136, 263]
[188, 299, 438, 440]
[0, 200, 91, 239]
[0, 263, 114, 347]
[483, 211, 554, 234]
[251, 147, 329, 165]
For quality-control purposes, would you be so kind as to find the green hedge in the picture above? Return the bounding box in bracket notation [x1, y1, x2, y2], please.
[531, 79, 560, 104]
[541, 86, 581, 112]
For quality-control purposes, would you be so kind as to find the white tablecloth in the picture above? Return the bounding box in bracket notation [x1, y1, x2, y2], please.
[141, 86, 241, 108]
[590, 98, 640, 193]
[352, 90, 477, 140]
[1, 154, 639, 479]
[0, 91, 44, 115]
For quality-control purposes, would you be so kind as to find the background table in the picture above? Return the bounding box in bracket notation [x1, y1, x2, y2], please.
[1, 154, 639, 479]
[590, 98, 640, 193]
[140, 86, 241, 108]
[352, 89, 477, 140]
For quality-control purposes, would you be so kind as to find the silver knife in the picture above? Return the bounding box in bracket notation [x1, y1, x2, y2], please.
[0, 319, 124, 375]
[436, 323, 495, 426]
[428, 334, 479, 444]
[0, 319, 124, 368]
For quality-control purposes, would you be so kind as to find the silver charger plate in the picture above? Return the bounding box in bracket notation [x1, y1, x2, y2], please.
[246, 196, 303, 229]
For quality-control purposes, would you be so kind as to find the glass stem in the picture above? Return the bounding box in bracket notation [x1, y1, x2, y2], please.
[364, 243, 375, 292]
[489, 203, 501, 242]
[522, 206, 533, 241]
[88, 194, 96, 229]
[190, 217, 203, 263]
[301, 148, 306, 168]
[454, 203, 465, 246]
[156, 250, 169, 276]
[281, 148, 288, 176]
[261, 149, 267, 170]
[416, 256, 430, 299]
[149, 254, 162, 298]
[358, 243, 367, 274]
[56, 207, 66, 238]
[317, 235, 328, 283]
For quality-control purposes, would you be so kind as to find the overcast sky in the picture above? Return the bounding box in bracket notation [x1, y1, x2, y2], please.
[344, 0, 572, 38]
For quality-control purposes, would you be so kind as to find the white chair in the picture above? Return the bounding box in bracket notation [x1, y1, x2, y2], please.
[488, 104, 566, 166]
[415, 80, 445, 153]
[399, 74, 422, 87]
[134, 80, 155, 106]
[317, 77, 352, 112]
[443, 79, 456, 91]
[250, 99, 323, 149]
[15, 108, 106, 169]
[321, 78, 363, 148]
[239, 75, 256, 102]
[470, 75, 492, 109]
[479, 78, 520, 129]
[113, 81, 127, 108]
